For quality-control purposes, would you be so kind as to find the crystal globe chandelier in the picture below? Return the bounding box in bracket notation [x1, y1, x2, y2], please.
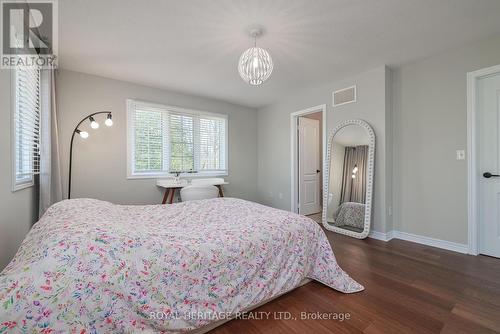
[238, 28, 273, 86]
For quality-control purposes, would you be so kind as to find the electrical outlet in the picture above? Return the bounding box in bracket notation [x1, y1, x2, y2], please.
[456, 150, 465, 160]
[278, 192, 283, 199]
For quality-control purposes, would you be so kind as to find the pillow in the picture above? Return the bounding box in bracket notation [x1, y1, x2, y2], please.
[335, 202, 366, 229]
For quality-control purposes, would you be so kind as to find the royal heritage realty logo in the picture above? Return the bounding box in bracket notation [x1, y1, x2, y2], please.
[1, 0, 58, 68]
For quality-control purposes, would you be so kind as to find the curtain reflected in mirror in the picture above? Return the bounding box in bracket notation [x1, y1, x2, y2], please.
[323, 120, 375, 239]
[340, 146, 367, 205]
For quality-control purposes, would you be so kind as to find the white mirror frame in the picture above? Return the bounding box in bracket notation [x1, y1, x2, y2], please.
[322, 119, 375, 239]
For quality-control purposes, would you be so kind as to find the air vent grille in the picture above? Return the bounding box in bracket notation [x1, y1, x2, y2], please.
[333, 85, 356, 107]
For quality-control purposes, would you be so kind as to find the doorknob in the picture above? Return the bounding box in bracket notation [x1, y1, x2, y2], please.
[483, 172, 500, 178]
[316, 169, 321, 173]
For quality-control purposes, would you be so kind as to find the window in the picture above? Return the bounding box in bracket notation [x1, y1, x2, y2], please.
[127, 99, 228, 178]
[12, 66, 41, 191]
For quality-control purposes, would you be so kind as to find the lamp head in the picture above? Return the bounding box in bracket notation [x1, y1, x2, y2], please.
[105, 113, 113, 127]
[89, 116, 99, 129]
[76, 129, 89, 139]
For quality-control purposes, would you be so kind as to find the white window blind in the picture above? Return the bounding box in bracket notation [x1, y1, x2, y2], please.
[127, 100, 228, 177]
[169, 113, 195, 172]
[198, 116, 226, 171]
[132, 103, 167, 174]
[13, 66, 41, 189]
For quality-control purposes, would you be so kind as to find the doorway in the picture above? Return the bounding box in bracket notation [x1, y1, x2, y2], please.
[290, 105, 326, 215]
[468, 64, 500, 258]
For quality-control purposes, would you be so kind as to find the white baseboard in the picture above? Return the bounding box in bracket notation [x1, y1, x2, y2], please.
[368, 230, 469, 254]
[393, 231, 469, 254]
[368, 230, 394, 242]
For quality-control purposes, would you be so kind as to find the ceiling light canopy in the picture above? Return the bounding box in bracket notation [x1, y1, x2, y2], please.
[238, 28, 273, 86]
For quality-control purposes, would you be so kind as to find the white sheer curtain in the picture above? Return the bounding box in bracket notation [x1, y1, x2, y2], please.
[39, 69, 62, 217]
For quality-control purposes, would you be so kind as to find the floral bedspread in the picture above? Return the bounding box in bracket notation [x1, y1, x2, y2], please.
[0, 198, 363, 333]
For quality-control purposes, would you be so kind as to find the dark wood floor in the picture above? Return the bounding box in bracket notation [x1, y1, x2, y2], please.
[210, 229, 500, 333]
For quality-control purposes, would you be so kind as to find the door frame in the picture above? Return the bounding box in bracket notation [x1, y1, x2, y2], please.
[290, 104, 327, 214]
[467, 64, 500, 255]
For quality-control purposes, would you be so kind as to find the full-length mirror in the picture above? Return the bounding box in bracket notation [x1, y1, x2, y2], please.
[323, 119, 375, 239]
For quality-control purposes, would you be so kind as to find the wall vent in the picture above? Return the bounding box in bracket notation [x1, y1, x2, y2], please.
[333, 85, 356, 107]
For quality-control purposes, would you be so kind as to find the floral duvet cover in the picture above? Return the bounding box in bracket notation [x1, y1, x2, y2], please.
[0, 198, 363, 333]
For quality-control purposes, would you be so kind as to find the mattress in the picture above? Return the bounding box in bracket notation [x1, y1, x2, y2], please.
[0, 198, 363, 333]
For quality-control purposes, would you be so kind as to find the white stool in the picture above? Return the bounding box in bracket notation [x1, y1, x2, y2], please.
[180, 185, 219, 202]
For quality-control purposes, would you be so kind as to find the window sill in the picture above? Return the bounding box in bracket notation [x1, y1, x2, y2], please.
[12, 180, 34, 192]
[127, 171, 229, 180]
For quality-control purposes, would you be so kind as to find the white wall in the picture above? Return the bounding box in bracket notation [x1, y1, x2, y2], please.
[393, 34, 500, 244]
[258, 34, 500, 245]
[57, 70, 258, 204]
[257, 66, 392, 233]
[0, 70, 37, 270]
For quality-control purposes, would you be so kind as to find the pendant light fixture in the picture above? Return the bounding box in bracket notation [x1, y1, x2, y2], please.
[238, 28, 273, 86]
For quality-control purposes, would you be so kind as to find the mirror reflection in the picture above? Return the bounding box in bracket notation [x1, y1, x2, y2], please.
[327, 124, 370, 234]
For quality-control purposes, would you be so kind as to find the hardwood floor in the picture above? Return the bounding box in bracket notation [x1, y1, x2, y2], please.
[210, 229, 500, 333]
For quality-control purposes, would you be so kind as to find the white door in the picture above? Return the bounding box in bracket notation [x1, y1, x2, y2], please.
[298, 117, 321, 215]
[478, 71, 500, 258]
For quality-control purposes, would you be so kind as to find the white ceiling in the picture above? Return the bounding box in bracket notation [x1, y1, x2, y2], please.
[59, 0, 500, 108]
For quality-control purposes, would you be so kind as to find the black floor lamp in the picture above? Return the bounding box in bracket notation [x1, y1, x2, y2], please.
[68, 111, 113, 199]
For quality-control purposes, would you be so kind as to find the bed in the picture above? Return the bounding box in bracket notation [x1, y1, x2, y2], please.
[0, 198, 363, 333]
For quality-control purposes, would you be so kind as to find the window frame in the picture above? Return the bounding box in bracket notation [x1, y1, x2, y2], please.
[11, 67, 41, 192]
[126, 99, 229, 179]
